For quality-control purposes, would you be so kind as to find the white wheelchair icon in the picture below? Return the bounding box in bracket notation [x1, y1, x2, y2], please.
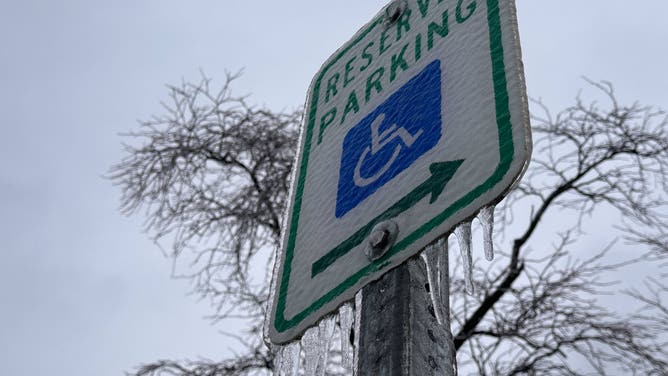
[353, 113, 423, 187]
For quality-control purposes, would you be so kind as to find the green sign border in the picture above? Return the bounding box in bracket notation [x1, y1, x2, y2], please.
[275, 0, 513, 334]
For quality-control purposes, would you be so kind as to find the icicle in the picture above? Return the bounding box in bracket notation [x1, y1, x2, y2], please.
[301, 325, 320, 375]
[421, 243, 445, 325]
[420, 238, 452, 323]
[454, 221, 474, 294]
[477, 205, 495, 261]
[352, 290, 362, 372]
[316, 316, 336, 376]
[272, 344, 285, 375]
[302, 316, 335, 376]
[436, 237, 450, 330]
[436, 237, 457, 374]
[338, 303, 355, 372]
[275, 341, 300, 376]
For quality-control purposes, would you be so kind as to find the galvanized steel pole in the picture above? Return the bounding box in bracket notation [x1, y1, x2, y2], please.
[355, 253, 456, 375]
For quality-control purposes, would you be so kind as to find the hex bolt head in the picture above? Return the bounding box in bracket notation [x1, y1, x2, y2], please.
[364, 220, 399, 261]
[369, 229, 390, 249]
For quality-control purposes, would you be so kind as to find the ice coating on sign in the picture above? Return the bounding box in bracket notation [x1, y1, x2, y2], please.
[477, 205, 495, 261]
[455, 222, 474, 294]
[338, 303, 355, 372]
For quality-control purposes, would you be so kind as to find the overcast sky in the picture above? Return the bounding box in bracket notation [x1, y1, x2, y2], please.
[1, 1, 667, 375]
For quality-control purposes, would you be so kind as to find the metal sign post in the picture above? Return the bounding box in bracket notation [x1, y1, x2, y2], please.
[357, 247, 455, 375]
[268, 0, 530, 358]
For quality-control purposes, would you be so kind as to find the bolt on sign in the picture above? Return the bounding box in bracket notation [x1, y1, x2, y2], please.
[268, 0, 531, 343]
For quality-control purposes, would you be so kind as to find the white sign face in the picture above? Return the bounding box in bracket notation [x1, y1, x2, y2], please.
[269, 0, 531, 343]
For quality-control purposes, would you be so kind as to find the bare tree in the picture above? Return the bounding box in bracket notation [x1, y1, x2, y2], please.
[110, 72, 299, 375]
[110, 75, 668, 375]
[451, 81, 668, 375]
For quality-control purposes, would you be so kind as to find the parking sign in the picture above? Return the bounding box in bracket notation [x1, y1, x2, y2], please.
[269, 0, 531, 343]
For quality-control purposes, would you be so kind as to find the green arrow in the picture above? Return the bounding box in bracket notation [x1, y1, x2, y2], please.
[311, 159, 464, 277]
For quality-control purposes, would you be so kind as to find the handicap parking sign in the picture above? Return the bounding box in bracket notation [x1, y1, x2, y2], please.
[269, 0, 531, 344]
[337, 60, 443, 218]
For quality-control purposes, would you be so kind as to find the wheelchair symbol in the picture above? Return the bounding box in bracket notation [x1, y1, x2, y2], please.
[353, 113, 424, 187]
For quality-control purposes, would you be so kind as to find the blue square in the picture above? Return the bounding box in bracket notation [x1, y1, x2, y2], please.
[336, 60, 443, 218]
